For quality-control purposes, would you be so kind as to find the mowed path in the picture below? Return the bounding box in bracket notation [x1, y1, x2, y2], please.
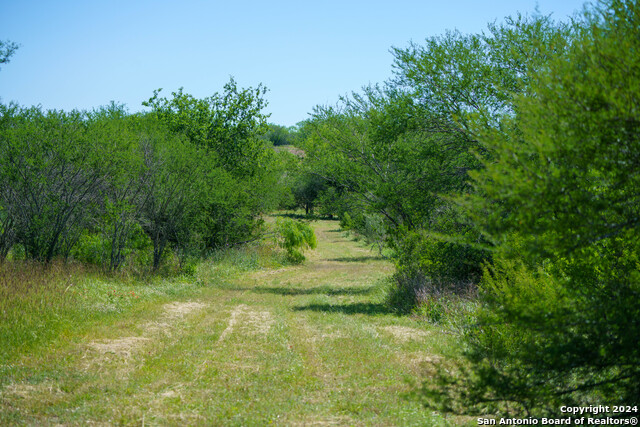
[1, 220, 459, 426]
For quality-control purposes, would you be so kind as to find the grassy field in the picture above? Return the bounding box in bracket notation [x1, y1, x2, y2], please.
[0, 218, 469, 426]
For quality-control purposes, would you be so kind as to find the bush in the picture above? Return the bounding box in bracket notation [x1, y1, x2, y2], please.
[69, 223, 153, 272]
[276, 218, 317, 263]
[339, 212, 354, 230]
[71, 232, 109, 266]
[395, 229, 487, 286]
[425, 251, 640, 416]
[386, 270, 477, 320]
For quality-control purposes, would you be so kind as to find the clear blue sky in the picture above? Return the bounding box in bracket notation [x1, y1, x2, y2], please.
[1, 0, 587, 126]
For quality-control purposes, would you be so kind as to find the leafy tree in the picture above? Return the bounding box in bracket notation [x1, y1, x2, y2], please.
[196, 169, 264, 249]
[142, 80, 283, 253]
[391, 13, 573, 133]
[0, 207, 15, 261]
[425, 0, 640, 416]
[290, 12, 579, 323]
[134, 118, 213, 270]
[0, 104, 18, 260]
[84, 105, 155, 271]
[316, 186, 349, 218]
[0, 105, 105, 262]
[290, 171, 326, 216]
[300, 86, 486, 284]
[143, 77, 270, 176]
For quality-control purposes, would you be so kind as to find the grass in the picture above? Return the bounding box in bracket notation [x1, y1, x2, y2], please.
[0, 259, 202, 365]
[0, 218, 473, 425]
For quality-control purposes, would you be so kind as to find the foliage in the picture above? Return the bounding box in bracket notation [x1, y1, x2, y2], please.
[394, 227, 486, 285]
[291, 10, 576, 320]
[70, 232, 109, 266]
[391, 13, 573, 131]
[276, 218, 317, 263]
[262, 123, 297, 146]
[315, 186, 341, 218]
[289, 171, 327, 216]
[143, 81, 285, 254]
[197, 171, 266, 249]
[0, 40, 18, 70]
[85, 104, 149, 271]
[425, 0, 640, 416]
[339, 212, 354, 230]
[297, 81, 486, 294]
[0, 78, 282, 271]
[142, 77, 270, 176]
[134, 117, 213, 270]
[0, 105, 105, 262]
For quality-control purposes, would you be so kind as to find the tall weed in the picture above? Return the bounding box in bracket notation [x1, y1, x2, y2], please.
[386, 270, 478, 328]
[0, 261, 86, 360]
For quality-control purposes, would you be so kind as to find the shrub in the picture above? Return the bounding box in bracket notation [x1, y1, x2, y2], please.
[386, 270, 477, 320]
[276, 218, 317, 263]
[339, 212, 353, 230]
[71, 232, 109, 266]
[395, 229, 487, 286]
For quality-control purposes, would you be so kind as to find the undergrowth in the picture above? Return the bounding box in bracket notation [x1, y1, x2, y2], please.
[385, 271, 479, 331]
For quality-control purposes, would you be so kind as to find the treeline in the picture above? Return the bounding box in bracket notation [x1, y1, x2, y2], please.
[0, 79, 290, 272]
[293, 0, 639, 418]
[261, 123, 299, 146]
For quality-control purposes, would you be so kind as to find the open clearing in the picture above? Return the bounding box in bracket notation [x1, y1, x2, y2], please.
[0, 220, 465, 426]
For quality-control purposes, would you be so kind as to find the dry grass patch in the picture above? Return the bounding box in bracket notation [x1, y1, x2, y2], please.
[143, 300, 207, 336]
[397, 351, 444, 372]
[381, 325, 432, 342]
[85, 336, 150, 358]
[82, 336, 151, 375]
[1, 382, 64, 400]
[163, 301, 207, 318]
[249, 266, 300, 278]
[299, 321, 347, 343]
[218, 304, 275, 342]
[289, 415, 358, 426]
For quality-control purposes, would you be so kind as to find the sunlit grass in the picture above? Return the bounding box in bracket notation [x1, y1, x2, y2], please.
[0, 218, 473, 425]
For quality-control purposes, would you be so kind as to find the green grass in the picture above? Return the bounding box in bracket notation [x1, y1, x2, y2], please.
[0, 219, 473, 425]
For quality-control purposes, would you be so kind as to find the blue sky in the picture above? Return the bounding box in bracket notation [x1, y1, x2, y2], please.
[1, 0, 587, 126]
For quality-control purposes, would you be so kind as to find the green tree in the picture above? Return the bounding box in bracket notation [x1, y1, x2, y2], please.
[300, 86, 486, 284]
[142, 80, 282, 252]
[0, 104, 18, 259]
[426, 0, 640, 416]
[134, 117, 213, 271]
[0, 105, 105, 262]
[84, 105, 154, 271]
[143, 77, 270, 176]
[290, 171, 326, 216]
[391, 13, 573, 133]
